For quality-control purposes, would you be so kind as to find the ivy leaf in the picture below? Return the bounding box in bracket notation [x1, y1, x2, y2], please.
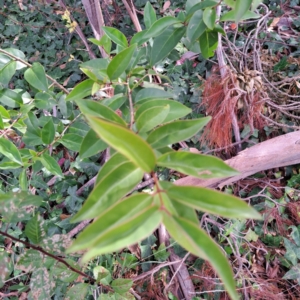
[24, 62, 48, 92]
[87, 116, 156, 173]
[0, 137, 22, 165]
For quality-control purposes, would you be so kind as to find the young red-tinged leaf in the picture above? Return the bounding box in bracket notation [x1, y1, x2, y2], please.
[24, 62, 48, 91]
[87, 116, 156, 172]
[40, 153, 63, 178]
[143, 16, 181, 39]
[41, 118, 55, 145]
[79, 129, 107, 159]
[234, 0, 252, 23]
[164, 184, 261, 219]
[146, 117, 211, 149]
[77, 99, 126, 126]
[144, 1, 157, 29]
[150, 26, 185, 66]
[0, 137, 22, 165]
[102, 27, 128, 49]
[135, 99, 191, 123]
[163, 213, 239, 300]
[203, 7, 216, 30]
[157, 151, 238, 178]
[186, 10, 207, 45]
[60, 133, 83, 152]
[0, 60, 16, 86]
[71, 161, 144, 222]
[65, 79, 94, 101]
[136, 105, 169, 133]
[107, 44, 137, 80]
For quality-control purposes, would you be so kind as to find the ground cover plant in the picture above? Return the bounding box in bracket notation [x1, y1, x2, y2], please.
[0, 0, 300, 299]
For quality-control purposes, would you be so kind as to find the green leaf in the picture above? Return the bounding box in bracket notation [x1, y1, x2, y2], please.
[77, 99, 126, 126]
[146, 117, 211, 149]
[136, 105, 170, 133]
[80, 59, 109, 82]
[102, 27, 128, 49]
[107, 44, 137, 80]
[65, 283, 89, 300]
[0, 137, 22, 165]
[24, 62, 48, 91]
[65, 79, 94, 101]
[284, 238, 300, 265]
[30, 268, 54, 299]
[51, 259, 79, 283]
[144, 2, 157, 29]
[111, 279, 133, 294]
[163, 214, 239, 300]
[71, 159, 144, 222]
[41, 118, 55, 145]
[143, 17, 181, 39]
[40, 153, 63, 177]
[134, 88, 172, 103]
[87, 116, 156, 173]
[251, 0, 262, 11]
[203, 7, 216, 30]
[19, 169, 28, 190]
[0, 89, 22, 108]
[234, 0, 252, 23]
[0, 115, 3, 130]
[0, 252, 12, 288]
[186, 10, 207, 45]
[220, 9, 260, 22]
[150, 26, 186, 66]
[130, 30, 151, 46]
[60, 133, 83, 152]
[186, 0, 218, 16]
[0, 60, 16, 86]
[89, 35, 112, 54]
[101, 94, 127, 110]
[283, 264, 300, 284]
[157, 151, 238, 178]
[25, 215, 43, 244]
[0, 48, 26, 70]
[163, 184, 262, 219]
[69, 194, 162, 261]
[199, 30, 218, 59]
[0, 105, 10, 119]
[135, 99, 191, 123]
[153, 243, 170, 261]
[79, 129, 107, 159]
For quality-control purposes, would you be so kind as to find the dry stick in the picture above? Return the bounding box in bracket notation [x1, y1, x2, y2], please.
[0, 49, 69, 94]
[0, 230, 113, 292]
[215, 5, 241, 152]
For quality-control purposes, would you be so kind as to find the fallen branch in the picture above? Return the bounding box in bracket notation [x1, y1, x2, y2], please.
[176, 131, 300, 189]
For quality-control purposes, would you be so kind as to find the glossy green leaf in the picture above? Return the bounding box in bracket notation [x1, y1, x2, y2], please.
[146, 117, 211, 149]
[65, 79, 94, 101]
[134, 88, 172, 103]
[130, 30, 151, 46]
[136, 105, 169, 133]
[186, 0, 218, 16]
[19, 169, 28, 190]
[0, 48, 26, 70]
[0, 115, 3, 129]
[26, 112, 41, 136]
[164, 184, 262, 219]
[111, 279, 133, 294]
[102, 27, 128, 49]
[220, 9, 261, 21]
[143, 17, 181, 39]
[25, 215, 43, 244]
[150, 26, 185, 66]
[0, 60, 16, 86]
[71, 160, 144, 222]
[41, 118, 55, 145]
[144, 1, 157, 29]
[186, 10, 207, 45]
[157, 151, 238, 178]
[69, 194, 161, 261]
[0, 105, 10, 119]
[87, 116, 156, 172]
[77, 99, 126, 126]
[80, 59, 109, 82]
[234, 0, 252, 23]
[0, 137, 22, 165]
[0, 89, 22, 108]
[40, 153, 63, 177]
[163, 213, 239, 300]
[203, 7, 216, 30]
[107, 44, 137, 80]
[24, 62, 48, 91]
[101, 94, 127, 110]
[89, 35, 112, 55]
[251, 0, 262, 11]
[79, 129, 107, 159]
[199, 30, 218, 59]
[60, 133, 83, 152]
[135, 99, 191, 123]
